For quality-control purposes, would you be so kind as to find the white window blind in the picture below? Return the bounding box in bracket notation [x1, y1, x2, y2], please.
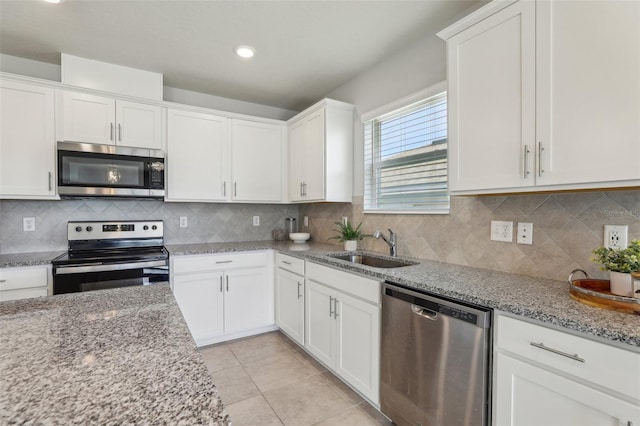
[364, 91, 449, 214]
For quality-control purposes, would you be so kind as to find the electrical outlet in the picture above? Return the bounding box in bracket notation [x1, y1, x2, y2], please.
[517, 222, 533, 245]
[23, 217, 35, 232]
[303, 216, 309, 227]
[342, 216, 348, 226]
[253, 216, 260, 226]
[179, 216, 188, 228]
[604, 225, 628, 249]
[491, 220, 513, 242]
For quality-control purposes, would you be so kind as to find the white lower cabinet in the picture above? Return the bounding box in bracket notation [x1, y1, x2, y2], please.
[171, 251, 275, 347]
[0, 265, 51, 301]
[304, 261, 381, 405]
[275, 253, 305, 345]
[493, 314, 640, 426]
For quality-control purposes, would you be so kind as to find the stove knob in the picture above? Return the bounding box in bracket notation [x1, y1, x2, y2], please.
[75, 226, 82, 232]
[143, 225, 149, 231]
[86, 226, 93, 232]
[152, 225, 158, 230]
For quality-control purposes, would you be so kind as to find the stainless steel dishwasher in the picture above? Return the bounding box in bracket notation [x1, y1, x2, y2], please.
[380, 282, 492, 426]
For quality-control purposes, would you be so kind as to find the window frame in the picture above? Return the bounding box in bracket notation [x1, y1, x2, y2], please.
[362, 82, 450, 215]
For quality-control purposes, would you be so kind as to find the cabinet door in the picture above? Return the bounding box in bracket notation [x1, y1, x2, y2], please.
[536, 0, 640, 186]
[166, 109, 230, 201]
[288, 119, 306, 201]
[305, 280, 335, 367]
[231, 119, 283, 202]
[115, 100, 162, 149]
[173, 272, 224, 346]
[334, 290, 380, 404]
[0, 80, 56, 198]
[447, 1, 536, 192]
[494, 353, 640, 426]
[61, 91, 116, 144]
[224, 267, 271, 335]
[302, 108, 325, 201]
[275, 268, 304, 345]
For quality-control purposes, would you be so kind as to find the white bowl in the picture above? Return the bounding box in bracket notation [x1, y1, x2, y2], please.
[289, 232, 310, 243]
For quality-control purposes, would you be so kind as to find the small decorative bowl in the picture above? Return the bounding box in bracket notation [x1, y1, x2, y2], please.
[289, 232, 310, 243]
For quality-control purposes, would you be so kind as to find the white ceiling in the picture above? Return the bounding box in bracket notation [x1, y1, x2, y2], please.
[0, 0, 482, 111]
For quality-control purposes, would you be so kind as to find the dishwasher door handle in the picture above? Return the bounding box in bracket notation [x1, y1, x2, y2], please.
[411, 304, 438, 320]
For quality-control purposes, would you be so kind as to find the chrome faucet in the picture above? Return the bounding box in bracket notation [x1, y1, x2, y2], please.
[373, 229, 397, 257]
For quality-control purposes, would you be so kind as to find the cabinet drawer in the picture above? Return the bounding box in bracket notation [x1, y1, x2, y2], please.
[0, 287, 48, 302]
[496, 315, 640, 400]
[306, 261, 380, 305]
[275, 253, 304, 275]
[0, 266, 48, 291]
[172, 251, 268, 274]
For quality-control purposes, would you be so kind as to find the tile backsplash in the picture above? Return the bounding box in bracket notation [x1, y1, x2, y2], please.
[299, 190, 640, 282]
[0, 199, 298, 254]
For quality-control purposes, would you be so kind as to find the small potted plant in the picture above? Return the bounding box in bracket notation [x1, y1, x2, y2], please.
[591, 239, 640, 297]
[329, 220, 368, 251]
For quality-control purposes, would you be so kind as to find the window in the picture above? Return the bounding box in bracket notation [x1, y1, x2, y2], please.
[363, 89, 449, 214]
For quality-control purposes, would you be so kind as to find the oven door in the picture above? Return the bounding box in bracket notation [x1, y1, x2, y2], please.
[53, 260, 169, 295]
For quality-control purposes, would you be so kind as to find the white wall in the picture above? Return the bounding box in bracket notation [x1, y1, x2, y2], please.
[323, 34, 447, 196]
[0, 53, 298, 120]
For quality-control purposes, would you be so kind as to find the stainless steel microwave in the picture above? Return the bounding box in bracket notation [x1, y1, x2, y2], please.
[57, 141, 165, 199]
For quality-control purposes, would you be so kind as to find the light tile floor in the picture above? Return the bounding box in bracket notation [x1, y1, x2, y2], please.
[199, 331, 392, 426]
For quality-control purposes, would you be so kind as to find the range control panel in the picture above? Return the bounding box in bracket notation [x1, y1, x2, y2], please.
[67, 221, 164, 240]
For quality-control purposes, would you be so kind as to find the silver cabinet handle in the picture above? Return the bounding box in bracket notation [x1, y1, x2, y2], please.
[329, 296, 334, 317]
[0, 279, 7, 283]
[110, 123, 114, 141]
[297, 282, 302, 299]
[281, 260, 292, 265]
[48, 171, 53, 191]
[216, 260, 233, 264]
[530, 342, 585, 363]
[226, 275, 229, 292]
[219, 276, 223, 293]
[223, 181, 226, 197]
[537, 142, 544, 177]
[234, 182, 237, 197]
[300, 182, 303, 197]
[523, 145, 531, 179]
[302, 182, 307, 196]
[333, 298, 339, 319]
[118, 123, 122, 141]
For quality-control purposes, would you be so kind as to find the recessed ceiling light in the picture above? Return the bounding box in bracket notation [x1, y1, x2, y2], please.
[235, 45, 255, 59]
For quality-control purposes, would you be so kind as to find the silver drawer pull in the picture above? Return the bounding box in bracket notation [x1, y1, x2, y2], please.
[282, 260, 292, 265]
[0, 279, 6, 283]
[530, 342, 585, 363]
[215, 260, 233, 264]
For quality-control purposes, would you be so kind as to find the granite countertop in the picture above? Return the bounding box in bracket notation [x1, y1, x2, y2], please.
[166, 241, 640, 349]
[0, 284, 229, 425]
[0, 250, 65, 268]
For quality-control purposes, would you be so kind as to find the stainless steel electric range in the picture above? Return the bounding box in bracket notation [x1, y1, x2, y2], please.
[52, 220, 169, 295]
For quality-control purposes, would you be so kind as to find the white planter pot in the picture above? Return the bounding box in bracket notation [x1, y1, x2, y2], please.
[344, 240, 358, 251]
[609, 271, 633, 297]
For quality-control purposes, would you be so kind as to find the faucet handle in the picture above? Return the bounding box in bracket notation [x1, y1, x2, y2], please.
[388, 228, 396, 242]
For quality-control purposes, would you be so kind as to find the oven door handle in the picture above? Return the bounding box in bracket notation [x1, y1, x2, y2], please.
[55, 260, 168, 275]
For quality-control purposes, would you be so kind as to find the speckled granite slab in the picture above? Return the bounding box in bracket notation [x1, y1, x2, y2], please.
[0, 284, 229, 425]
[0, 250, 64, 268]
[167, 241, 640, 349]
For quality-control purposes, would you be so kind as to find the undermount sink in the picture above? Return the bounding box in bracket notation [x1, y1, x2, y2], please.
[327, 253, 417, 269]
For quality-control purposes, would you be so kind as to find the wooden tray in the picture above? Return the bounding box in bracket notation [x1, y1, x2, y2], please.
[569, 278, 640, 315]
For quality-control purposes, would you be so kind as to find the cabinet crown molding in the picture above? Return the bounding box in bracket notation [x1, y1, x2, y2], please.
[437, 0, 519, 40]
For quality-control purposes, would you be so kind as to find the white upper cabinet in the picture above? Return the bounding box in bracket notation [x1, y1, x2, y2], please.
[166, 108, 230, 202]
[288, 99, 354, 203]
[0, 80, 57, 199]
[60, 91, 162, 149]
[440, 0, 640, 194]
[231, 119, 284, 202]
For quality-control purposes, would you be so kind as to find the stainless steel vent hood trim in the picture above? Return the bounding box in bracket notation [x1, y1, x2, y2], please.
[57, 141, 165, 159]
